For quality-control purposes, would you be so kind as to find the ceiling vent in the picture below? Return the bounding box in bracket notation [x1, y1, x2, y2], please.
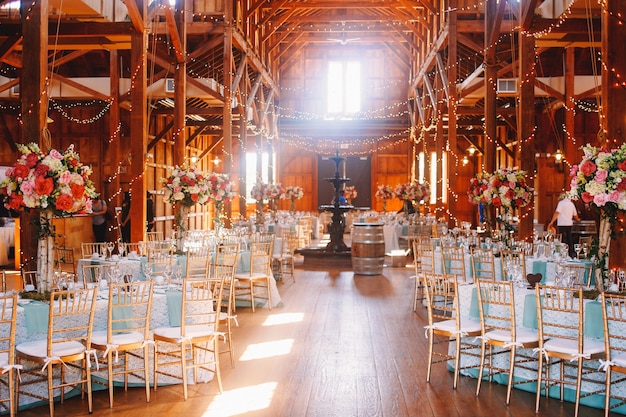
[165, 78, 175, 93]
[497, 78, 518, 94]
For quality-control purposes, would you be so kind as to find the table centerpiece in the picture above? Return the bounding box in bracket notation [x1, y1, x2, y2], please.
[284, 185, 304, 213]
[375, 184, 394, 212]
[206, 172, 236, 233]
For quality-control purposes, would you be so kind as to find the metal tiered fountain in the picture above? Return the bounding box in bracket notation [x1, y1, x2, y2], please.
[296, 150, 353, 268]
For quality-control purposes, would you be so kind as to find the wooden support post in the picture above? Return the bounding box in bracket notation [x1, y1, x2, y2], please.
[483, 0, 497, 173]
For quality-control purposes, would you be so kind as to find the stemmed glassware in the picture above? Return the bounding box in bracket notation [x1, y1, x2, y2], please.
[574, 243, 582, 260]
[106, 241, 115, 259]
[142, 262, 153, 282]
[163, 264, 173, 287]
[118, 240, 127, 258]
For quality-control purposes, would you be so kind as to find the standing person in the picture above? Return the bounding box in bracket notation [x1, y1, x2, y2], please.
[91, 197, 108, 243]
[548, 194, 580, 258]
[146, 192, 155, 232]
[120, 191, 131, 243]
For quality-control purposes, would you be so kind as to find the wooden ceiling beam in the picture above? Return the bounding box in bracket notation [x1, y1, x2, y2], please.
[121, 0, 144, 33]
[53, 73, 110, 101]
[0, 35, 20, 61]
[485, 0, 507, 62]
[163, 5, 185, 64]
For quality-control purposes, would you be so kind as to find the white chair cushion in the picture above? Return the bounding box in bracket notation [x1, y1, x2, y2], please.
[17, 340, 85, 359]
[544, 337, 605, 357]
[235, 272, 267, 280]
[153, 326, 217, 340]
[0, 352, 8, 368]
[612, 352, 626, 368]
[92, 330, 144, 347]
[485, 327, 538, 345]
[431, 319, 481, 335]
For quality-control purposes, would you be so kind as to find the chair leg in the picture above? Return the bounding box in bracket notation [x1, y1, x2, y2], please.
[86, 357, 93, 414]
[181, 343, 189, 400]
[505, 347, 516, 405]
[574, 360, 583, 417]
[605, 368, 612, 417]
[108, 351, 114, 408]
[426, 331, 434, 383]
[144, 346, 151, 402]
[153, 342, 159, 392]
[249, 281, 256, 313]
[266, 277, 272, 310]
[48, 366, 55, 416]
[535, 351, 544, 413]
[475, 340, 487, 397]
[453, 337, 461, 389]
[214, 339, 223, 394]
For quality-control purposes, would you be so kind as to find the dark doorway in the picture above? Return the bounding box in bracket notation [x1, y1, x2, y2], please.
[317, 155, 371, 208]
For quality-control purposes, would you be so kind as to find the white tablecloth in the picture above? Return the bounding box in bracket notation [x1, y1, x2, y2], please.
[383, 224, 403, 253]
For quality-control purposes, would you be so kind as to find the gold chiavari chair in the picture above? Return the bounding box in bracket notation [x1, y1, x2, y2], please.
[534, 285, 605, 417]
[0, 293, 18, 416]
[441, 246, 467, 283]
[153, 278, 225, 399]
[475, 279, 539, 404]
[214, 262, 238, 367]
[146, 231, 164, 242]
[21, 270, 38, 292]
[81, 242, 106, 259]
[0, 271, 21, 292]
[273, 234, 299, 283]
[81, 264, 102, 288]
[54, 246, 76, 275]
[600, 292, 626, 417]
[16, 287, 98, 416]
[412, 241, 435, 311]
[91, 281, 154, 407]
[234, 241, 273, 312]
[422, 273, 481, 389]
[184, 245, 211, 281]
[562, 262, 595, 288]
[124, 242, 142, 256]
[470, 248, 497, 281]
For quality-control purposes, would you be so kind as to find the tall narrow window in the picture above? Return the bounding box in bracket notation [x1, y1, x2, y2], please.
[327, 61, 361, 115]
[246, 152, 275, 202]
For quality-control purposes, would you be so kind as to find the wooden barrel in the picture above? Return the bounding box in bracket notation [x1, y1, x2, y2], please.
[351, 223, 385, 275]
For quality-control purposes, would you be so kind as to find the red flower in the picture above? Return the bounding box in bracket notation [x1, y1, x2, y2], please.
[7, 195, 23, 210]
[55, 194, 73, 211]
[35, 176, 54, 196]
[617, 180, 626, 192]
[581, 191, 594, 203]
[618, 160, 626, 171]
[12, 164, 30, 180]
[505, 189, 515, 199]
[69, 157, 78, 167]
[70, 183, 85, 199]
[25, 153, 39, 168]
[579, 160, 597, 177]
[34, 163, 49, 177]
[190, 193, 198, 202]
[492, 197, 502, 207]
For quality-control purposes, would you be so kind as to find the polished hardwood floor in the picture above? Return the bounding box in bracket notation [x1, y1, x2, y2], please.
[16, 259, 607, 417]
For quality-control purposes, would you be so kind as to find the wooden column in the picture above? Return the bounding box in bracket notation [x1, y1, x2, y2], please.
[109, 49, 121, 239]
[223, 0, 234, 221]
[20, 0, 49, 270]
[129, 2, 148, 243]
[563, 46, 576, 169]
[602, 0, 626, 268]
[173, 0, 187, 166]
[446, 0, 458, 222]
[483, 0, 497, 173]
[518, 26, 536, 240]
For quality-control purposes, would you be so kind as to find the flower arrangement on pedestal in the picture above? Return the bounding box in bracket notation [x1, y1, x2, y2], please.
[206, 173, 236, 232]
[268, 183, 285, 219]
[161, 165, 210, 234]
[343, 185, 357, 205]
[0, 142, 97, 291]
[375, 184, 394, 212]
[394, 181, 430, 216]
[568, 143, 626, 291]
[467, 169, 533, 232]
[284, 185, 304, 212]
[251, 182, 272, 224]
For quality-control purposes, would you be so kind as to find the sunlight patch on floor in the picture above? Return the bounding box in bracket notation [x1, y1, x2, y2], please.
[199, 382, 277, 417]
[239, 339, 294, 361]
[262, 312, 304, 326]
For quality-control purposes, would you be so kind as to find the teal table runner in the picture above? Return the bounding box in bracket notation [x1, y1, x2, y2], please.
[22, 301, 49, 334]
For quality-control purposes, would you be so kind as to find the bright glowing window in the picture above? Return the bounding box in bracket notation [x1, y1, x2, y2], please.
[246, 152, 275, 202]
[327, 61, 361, 115]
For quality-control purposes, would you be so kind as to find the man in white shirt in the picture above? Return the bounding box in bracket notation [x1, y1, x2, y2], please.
[548, 194, 580, 258]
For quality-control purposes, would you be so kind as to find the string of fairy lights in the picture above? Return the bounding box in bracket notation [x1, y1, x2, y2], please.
[5, 0, 622, 239]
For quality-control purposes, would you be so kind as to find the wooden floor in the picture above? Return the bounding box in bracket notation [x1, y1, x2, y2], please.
[16, 260, 607, 417]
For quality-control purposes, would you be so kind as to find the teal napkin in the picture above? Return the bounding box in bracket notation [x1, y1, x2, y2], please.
[166, 290, 183, 327]
[584, 301, 603, 339]
[23, 301, 50, 334]
[532, 261, 547, 284]
[523, 293, 538, 329]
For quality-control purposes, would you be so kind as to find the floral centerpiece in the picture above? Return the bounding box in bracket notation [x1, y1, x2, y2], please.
[394, 181, 430, 216]
[251, 182, 273, 224]
[206, 172, 236, 231]
[268, 183, 285, 220]
[375, 184, 394, 212]
[161, 165, 210, 234]
[568, 143, 626, 291]
[343, 185, 357, 204]
[0, 142, 97, 291]
[284, 185, 304, 212]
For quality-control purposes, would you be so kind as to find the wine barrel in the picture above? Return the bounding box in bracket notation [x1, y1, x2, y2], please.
[351, 223, 385, 275]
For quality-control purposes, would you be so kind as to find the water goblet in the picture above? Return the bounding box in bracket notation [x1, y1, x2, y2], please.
[163, 264, 173, 287]
[574, 243, 582, 260]
[118, 242, 127, 258]
[106, 241, 115, 259]
[142, 262, 153, 282]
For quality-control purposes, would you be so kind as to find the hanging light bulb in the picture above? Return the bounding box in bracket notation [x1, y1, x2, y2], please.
[467, 145, 476, 156]
[462, 155, 469, 166]
[554, 149, 563, 163]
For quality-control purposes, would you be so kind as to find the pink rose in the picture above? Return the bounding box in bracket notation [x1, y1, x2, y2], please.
[49, 149, 63, 160]
[579, 160, 597, 177]
[593, 193, 609, 207]
[594, 170, 608, 184]
[609, 191, 621, 203]
[570, 165, 579, 176]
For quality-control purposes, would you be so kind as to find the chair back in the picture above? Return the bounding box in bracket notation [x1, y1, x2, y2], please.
[181, 279, 224, 338]
[81, 264, 102, 288]
[105, 281, 153, 341]
[215, 243, 240, 266]
[81, 243, 106, 259]
[124, 242, 142, 256]
[422, 273, 459, 326]
[47, 288, 98, 357]
[561, 262, 594, 288]
[475, 279, 517, 338]
[22, 270, 38, 291]
[535, 285, 584, 353]
[413, 241, 435, 275]
[185, 245, 211, 281]
[601, 292, 626, 369]
[1, 271, 21, 292]
[0, 293, 17, 365]
[248, 241, 273, 276]
[471, 248, 496, 281]
[146, 231, 164, 242]
[54, 246, 76, 274]
[213, 263, 237, 318]
[441, 246, 467, 283]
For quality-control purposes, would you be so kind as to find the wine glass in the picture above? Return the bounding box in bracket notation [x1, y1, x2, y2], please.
[582, 243, 589, 259]
[106, 241, 115, 259]
[574, 243, 582, 260]
[163, 264, 173, 287]
[142, 262, 153, 282]
[172, 264, 183, 287]
[118, 241, 127, 258]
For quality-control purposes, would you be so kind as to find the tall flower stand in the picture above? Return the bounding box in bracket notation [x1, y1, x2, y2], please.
[174, 205, 189, 250]
[595, 213, 612, 292]
[213, 202, 223, 234]
[36, 212, 55, 292]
